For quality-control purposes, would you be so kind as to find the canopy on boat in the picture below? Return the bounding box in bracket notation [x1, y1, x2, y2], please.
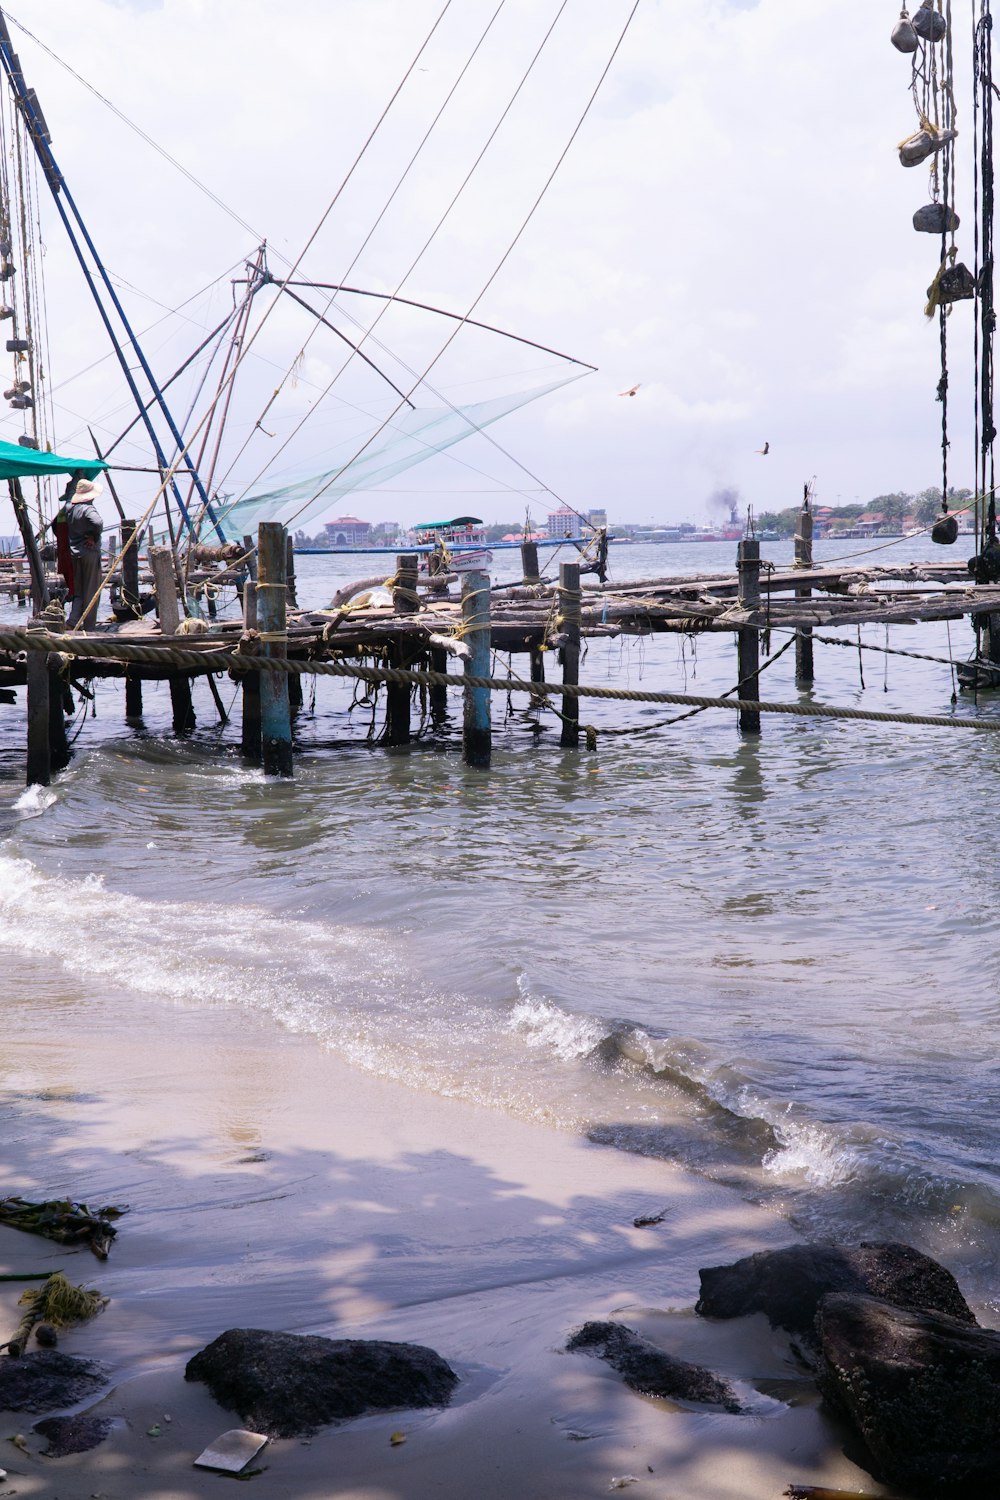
[0, 439, 106, 482]
[415, 516, 484, 531]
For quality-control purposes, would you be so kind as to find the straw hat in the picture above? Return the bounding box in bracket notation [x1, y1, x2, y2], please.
[72, 478, 103, 502]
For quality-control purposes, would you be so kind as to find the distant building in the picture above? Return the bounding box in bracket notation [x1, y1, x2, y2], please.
[587, 507, 607, 529]
[547, 506, 581, 539]
[325, 516, 371, 546]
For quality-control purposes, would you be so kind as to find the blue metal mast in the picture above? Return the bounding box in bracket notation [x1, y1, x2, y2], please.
[0, 13, 227, 541]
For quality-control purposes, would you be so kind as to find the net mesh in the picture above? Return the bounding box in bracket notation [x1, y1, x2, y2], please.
[218, 372, 584, 536]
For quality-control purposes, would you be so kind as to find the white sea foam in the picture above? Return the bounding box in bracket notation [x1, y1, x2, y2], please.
[12, 786, 56, 816]
[762, 1119, 862, 1189]
[509, 994, 606, 1060]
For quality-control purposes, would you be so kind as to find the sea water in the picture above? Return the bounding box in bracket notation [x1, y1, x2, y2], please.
[2, 537, 999, 1310]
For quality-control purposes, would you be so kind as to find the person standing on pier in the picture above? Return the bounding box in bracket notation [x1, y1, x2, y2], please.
[62, 474, 105, 629]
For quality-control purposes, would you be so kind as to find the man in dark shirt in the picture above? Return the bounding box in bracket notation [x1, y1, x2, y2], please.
[62, 475, 104, 629]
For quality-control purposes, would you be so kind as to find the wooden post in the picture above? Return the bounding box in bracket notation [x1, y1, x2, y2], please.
[737, 538, 761, 734]
[257, 521, 292, 776]
[25, 618, 50, 787]
[242, 535, 258, 581]
[48, 656, 70, 773]
[121, 518, 144, 720]
[241, 579, 262, 764]
[530, 644, 546, 688]
[149, 545, 180, 636]
[121, 519, 141, 617]
[285, 533, 298, 607]
[287, 533, 302, 712]
[429, 645, 448, 723]
[387, 552, 419, 747]
[125, 666, 144, 722]
[521, 540, 541, 585]
[169, 674, 196, 735]
[558, 561, 581, 748]
[462, 570, 491, 767]
[794, 499, 814, 684]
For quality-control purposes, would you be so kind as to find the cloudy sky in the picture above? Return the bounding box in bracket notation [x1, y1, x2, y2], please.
[0, 0, 981, 529]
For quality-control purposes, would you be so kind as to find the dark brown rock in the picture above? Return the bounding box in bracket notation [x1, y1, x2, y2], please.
[33, 1414, 113, 1456]
[185, 1328, 458, 1438]
[567, 1320, 743, 1412]
[817, 1293, 1000, 1493]
[0, 1351, 106, 1413]
[696, 1242, 975, 1335]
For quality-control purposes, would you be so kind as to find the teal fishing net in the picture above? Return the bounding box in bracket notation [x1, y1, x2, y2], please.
[218, 372, 585, 536]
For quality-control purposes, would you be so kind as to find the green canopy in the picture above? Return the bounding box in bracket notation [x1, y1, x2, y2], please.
[0, 438, 106, 482]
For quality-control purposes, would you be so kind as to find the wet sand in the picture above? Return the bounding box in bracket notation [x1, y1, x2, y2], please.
[0, 997, 903, 1498]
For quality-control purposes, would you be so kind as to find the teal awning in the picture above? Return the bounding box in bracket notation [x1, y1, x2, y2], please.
[0, 439, 107, 481]
[414, 515, 483, 531]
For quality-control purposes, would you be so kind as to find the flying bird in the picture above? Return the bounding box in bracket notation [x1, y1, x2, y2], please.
[618, 384, 641, 397]
[755, 441, 770, 455]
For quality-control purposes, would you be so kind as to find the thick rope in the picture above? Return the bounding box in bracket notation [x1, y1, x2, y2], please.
[3, 628, 998, 733]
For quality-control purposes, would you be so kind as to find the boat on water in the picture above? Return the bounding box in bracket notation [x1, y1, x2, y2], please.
[415, 517, 493, 575]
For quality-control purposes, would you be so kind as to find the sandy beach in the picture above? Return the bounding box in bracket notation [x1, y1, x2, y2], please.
[0, 995, 910, 1500]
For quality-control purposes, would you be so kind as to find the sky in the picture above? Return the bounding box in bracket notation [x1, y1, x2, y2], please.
[0, 0, 984, 531]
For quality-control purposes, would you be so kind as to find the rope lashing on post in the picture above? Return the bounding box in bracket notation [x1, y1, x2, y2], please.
[3, 627, 1000, 733]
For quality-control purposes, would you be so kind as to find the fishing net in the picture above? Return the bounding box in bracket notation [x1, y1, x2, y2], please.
[218, 372, 586, 537]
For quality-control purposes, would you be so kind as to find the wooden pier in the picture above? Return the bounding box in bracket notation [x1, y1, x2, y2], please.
[5, 509, 1000, 787]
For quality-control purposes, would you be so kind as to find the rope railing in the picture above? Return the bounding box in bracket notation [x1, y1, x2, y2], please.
[3, 627, 1000, 734]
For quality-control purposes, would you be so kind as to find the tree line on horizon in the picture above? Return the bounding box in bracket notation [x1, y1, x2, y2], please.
[758, 486, 974, 536]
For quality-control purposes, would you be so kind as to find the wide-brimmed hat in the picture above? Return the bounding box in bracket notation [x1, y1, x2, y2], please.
[72, 478, 103, 502]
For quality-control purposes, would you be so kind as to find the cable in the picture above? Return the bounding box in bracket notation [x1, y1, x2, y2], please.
[217, 0, 575, 507]
[247, 0, 643, 535]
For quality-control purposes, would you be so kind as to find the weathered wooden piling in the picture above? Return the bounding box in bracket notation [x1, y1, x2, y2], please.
[47, 666, 69, 774]
[387, 553, 419, 747]
[737, 538, 761, 734]
[462, 569, 491, 767]
[121, 521, 144, 719]
[558, 562, 581, 748]
[121, 520, 141, 616]
[521, 539, 541, 585]
[257, 521, 292, 777]
[794, 501, 814, 684]
[25, 617, 50, 787]
[429, 645, 448, 722]
[149, 545, 180, 636]
[241, 580, 262, 763]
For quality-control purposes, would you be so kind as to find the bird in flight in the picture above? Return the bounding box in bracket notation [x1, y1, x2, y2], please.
[755, 441, 770, 455]
[618, 383, 641, 397]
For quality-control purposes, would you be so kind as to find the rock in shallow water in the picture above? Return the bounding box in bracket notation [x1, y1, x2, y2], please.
[817, 1293, 1000, 1493]
[185, 1329, 458, 1438]
[696, 1242, 976, 1336]
[567, 1320, 743, 1412]
[33, 1413, 113, 1456]
[0, 1351, 106, 1413]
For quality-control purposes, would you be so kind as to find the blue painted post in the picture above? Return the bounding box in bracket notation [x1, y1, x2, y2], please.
[462, 569, 491, 768]
[257, 522, 292, 777]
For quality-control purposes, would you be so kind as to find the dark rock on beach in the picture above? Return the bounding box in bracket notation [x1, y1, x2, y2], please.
[0, 1351, 106, 1413]
[33, 1413, 114, 1456]
[567, 1320, 743, 1413]
[816, 1292, 1000, 1493]
[696, 1241, 976, 1335]
[185, 1328, 458, 1438]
